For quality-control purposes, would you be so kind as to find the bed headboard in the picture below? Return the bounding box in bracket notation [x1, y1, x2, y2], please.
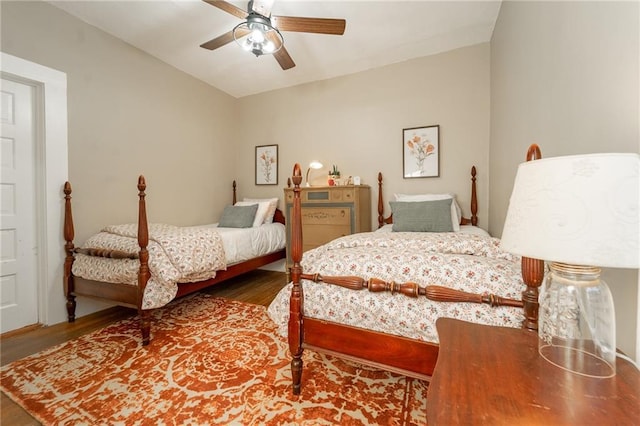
[377, 166, 479, 228]
[231, 180, 285, 225]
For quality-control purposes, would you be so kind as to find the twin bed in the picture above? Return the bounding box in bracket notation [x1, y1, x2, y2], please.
[63, 145, 543, 393]
[63, 178, 286, 345]
[271, 145, 544, 394]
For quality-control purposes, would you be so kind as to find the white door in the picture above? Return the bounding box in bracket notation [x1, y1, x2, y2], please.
[0, 77, 39, 333]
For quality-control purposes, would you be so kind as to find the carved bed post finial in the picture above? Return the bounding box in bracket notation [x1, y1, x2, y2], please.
[63, 181, 76, 322]
[521, 144, 544, 331]
[137, 175, 151, 345]
[289, 163, 304, 395]
[526, 144, 542, 161]
[377, 172, 384, 228]
[232, 180, 237, 205]
[470, 166, 478, 226]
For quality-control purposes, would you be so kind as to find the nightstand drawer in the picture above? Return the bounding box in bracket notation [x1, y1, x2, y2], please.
[284, 188, 357, 204]
[330, 188, 355, 202]
[304, 224, 351, 246]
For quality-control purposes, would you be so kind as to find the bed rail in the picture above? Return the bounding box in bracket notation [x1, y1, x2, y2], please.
[300, 273, 524, 308]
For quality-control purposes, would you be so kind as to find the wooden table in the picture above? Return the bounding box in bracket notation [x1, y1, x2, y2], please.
[427, 318, 640, 425]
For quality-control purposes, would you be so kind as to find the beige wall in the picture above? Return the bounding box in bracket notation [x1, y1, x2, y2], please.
[490, 1, 639, 358]
[236, 44, 491, 229]
[1, 1, 238, 321]
[5, 0, 637, 359]
[2, 1, 237, 238]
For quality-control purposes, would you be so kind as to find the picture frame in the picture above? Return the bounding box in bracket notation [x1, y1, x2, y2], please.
[255, 144, 278, 185]
[402, 125, 440, 178]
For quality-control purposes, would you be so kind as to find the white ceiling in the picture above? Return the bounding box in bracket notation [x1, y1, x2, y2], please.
[50, 0, 502, 98]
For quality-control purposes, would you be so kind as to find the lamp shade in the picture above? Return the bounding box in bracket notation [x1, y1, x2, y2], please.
[501, 153, 639, 269]
[305, 161, 323, 187]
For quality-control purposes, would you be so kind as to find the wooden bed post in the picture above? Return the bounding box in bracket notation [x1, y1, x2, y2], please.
[63, 182, 76, 322]
[288, 164, 304, 395]
[470, 166, 478, 226]
[137, 176, 152, 346]
[521, 144, 544, 331]
[232, 180, 237, 205]
[377, 172, 384, 228]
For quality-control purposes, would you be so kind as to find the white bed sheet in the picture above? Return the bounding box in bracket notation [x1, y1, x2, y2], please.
[191, 222, 286, 265]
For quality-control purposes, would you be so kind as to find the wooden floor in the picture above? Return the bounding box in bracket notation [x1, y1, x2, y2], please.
[0, 269, 288, 426]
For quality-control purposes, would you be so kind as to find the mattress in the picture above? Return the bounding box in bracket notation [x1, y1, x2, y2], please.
[268, 229, 525, 344]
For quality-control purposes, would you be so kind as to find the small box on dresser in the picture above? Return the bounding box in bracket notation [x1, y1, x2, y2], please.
[284, 185, 371, 268]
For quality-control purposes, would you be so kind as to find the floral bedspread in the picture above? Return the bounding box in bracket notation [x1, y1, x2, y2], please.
[72, 224, 226, 309]
[267, 231, 525, 343]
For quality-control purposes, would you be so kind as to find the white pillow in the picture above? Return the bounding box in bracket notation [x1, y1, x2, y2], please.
[234, 201, 270, 227]
[394, 193, 461, 232]
[459, 225, 491, 237]
[243, 197, 278, 224]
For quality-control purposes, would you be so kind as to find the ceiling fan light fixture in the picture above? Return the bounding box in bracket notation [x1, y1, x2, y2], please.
[263, 40, 276, 53]
[233, 14, 283, 57]
[250, 28, 265, 44]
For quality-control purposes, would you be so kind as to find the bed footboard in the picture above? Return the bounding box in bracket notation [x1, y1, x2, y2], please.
[62, 176, 152, 345]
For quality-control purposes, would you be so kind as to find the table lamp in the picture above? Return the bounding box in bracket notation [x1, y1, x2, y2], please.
[305, 161, 323, 187]
[501, 152, 639, 378]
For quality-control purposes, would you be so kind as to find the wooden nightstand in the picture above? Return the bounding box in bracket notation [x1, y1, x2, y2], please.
[283, 185, 371, 268]
[427, 318, 640, 425]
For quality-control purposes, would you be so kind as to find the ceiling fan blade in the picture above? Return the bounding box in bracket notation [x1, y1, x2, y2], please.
[267, 31, 295, 70]
[273, 46, 295, 70]
[202, 0, 247, 20]
[200, 28, 249, 51]
[272, 15, 346, 35]
[251, 0, 275, 17]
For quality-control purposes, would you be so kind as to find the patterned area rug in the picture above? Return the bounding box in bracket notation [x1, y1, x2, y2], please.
[1, 294, 427, 425]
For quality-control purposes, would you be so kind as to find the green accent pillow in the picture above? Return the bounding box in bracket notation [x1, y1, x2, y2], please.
[218, 204, 259, 228]
[390, 199, 454, 232]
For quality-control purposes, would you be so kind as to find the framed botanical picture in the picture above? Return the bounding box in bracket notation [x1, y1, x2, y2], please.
[402, 125, 440, 178]
[255, 144, 278, 185]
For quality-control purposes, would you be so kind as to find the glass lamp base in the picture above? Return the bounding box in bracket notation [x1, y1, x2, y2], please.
[538, 262, 616, 378]
[539, 343, 615, 378]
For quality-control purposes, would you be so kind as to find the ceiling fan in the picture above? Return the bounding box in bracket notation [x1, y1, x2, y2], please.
[200, 0, 346, 70]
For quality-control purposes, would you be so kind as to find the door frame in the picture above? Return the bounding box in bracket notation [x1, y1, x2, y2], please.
[1, 52, 68, 327]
